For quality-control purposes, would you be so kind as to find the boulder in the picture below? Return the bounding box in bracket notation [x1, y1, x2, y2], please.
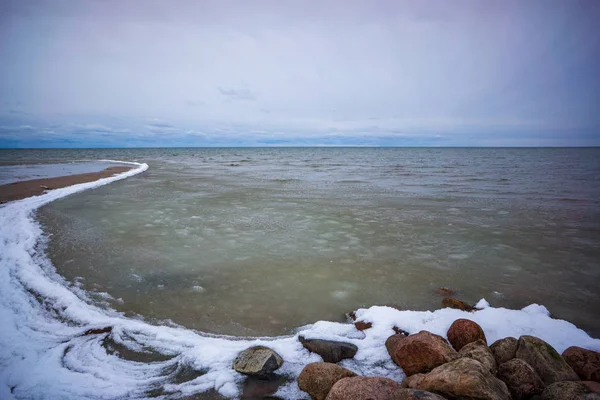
[325, 377, 445, 400]
[298, 362, 357, 400]
[242, 374, 286, 399]
[404, 357, 511, 400]
[395, 389, 448, 399]
[385, 331, 458, 376]
[299, 337, 358, 363]
[447, 319, 487, 351]
[497, 358, 544, 400]
[562, 346, 600, 382]
[516, 335, 579, 385]
[325, 376, 402, 400]
[459, 339, 497, 374]
[441, 297, 474, 311]
[491, 337, 518, 365]
[233, 346, 283, 377]
[583, 381, 600, 394]
[540, 381, 600, 400]
[354, 321, 372, 331]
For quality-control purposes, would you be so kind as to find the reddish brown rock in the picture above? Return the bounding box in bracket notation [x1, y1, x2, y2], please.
[298, 362, 357, 400]
[386, 331, 458, 376]
[325, 377, 402, 400]
[459, 339, 497, 374]
[516, 335, 579, 385]
[562, 346, 600, 382]
[404, 357, 511, 400]
[491, 337, 519, 365]
[447, 318, 487, 351]
[437, 287, 455, 296]
[497, 358, 544, 400]
[325, 376, 445, 400]
[583, 381, 600, 393]
[392, 327, 410, 336]
[83, 326, 112, 336]
[441, 297, 474, 311]
[354, 321, 372, 331]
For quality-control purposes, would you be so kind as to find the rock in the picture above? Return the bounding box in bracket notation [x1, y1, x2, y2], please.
[403, 373, 426, 388]
[459, 339, 497, 374]
[233, 346, 283, 377]
[83, 326, 112, 335]
[242, 374, 286, 399]
[325, 376, 402, 400]
[299, 337, 358, 363]
[491, 337, 519, 365]
[392, 327, 410, 336]
[298, 362, 357, 400]
[447, 318, 487, 351]
[516, 335, 579, 385]
[563, 346, 600, 382]
[404, 357, 511, 400]
[583, 381, 600, 393]
[325, 376, 445, 400]
[385, 331, 458, 376]
[395, 389, 448, 399]
[354, 321, 372, 331]
[437, 287, 455, 296]
[497, 358, 544, 400]
[540, 381, 600, 400]
[441, 297, 474, 311]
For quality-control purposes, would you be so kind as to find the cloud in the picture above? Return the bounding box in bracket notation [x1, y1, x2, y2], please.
[0, 0, 598, 147]
[185, 100, 205, 107]
[218, 86, 256, 101]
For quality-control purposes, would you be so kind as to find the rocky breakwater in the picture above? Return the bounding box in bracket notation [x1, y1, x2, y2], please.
[230, 297, 600, 399]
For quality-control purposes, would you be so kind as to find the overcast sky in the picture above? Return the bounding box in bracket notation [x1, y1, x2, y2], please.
[1, 0, 599, 147]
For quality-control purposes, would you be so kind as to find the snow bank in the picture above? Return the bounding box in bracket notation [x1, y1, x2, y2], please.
[0, 160, 598, 399]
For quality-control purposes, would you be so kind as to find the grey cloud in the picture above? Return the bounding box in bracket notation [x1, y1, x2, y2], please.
[218, 87, 256, 101]
[185, 100, 205, 107]
[0, 0, 599, 146]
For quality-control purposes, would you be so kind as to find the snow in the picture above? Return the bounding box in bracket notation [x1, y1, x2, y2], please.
[0, 160, 599, 399]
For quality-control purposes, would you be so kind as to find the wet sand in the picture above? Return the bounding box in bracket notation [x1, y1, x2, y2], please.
[0, 165, 133, 204]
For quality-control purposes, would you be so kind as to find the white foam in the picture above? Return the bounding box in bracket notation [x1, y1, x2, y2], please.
[1, 160, 599, 399]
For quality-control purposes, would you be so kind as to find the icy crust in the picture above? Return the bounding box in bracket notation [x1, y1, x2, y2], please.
[1, 161, 600, 399]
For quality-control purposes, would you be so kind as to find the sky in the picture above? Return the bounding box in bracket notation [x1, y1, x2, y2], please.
[0, 0, 599, 147]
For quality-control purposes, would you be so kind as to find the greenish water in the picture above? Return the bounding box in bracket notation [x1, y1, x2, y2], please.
[3, 147, 599, 336]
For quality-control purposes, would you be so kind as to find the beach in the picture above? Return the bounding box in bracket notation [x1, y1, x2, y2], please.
[0, 165, 133, 204]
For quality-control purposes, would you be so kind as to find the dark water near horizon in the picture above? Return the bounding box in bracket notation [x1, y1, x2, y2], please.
[2, 147, 599, 337]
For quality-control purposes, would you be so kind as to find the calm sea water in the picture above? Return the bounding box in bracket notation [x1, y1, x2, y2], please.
[2, 147, 599, 337]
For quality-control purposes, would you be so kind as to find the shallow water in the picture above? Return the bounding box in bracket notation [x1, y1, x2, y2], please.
[3, 147, 599, 337]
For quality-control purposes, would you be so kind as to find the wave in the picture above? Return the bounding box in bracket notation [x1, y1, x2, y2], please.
[1, 161, 599, 399]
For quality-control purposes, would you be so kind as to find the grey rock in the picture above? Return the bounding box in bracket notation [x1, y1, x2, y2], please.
[233, 346, 283, 377]
[541, 381, 600, 400]
[299, 336, 358, 363]
[516, 335, 579, 385]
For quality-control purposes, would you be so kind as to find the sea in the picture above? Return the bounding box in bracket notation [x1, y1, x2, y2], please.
[1, 147, 599, 399]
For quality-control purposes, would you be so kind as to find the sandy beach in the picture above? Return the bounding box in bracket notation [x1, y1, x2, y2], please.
[0, 165, 133, 204]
